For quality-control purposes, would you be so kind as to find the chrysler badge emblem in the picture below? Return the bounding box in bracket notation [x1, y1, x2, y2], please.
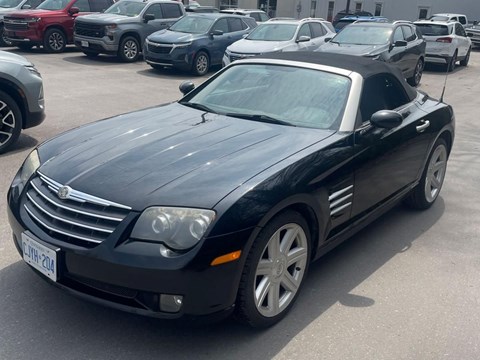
[57, 185, 72, 200]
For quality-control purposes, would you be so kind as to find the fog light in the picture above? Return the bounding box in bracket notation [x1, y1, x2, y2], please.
[160, 294, 183, 313]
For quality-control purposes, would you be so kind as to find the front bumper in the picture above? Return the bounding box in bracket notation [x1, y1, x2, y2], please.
[5, 27, 43, 44]
[74, 34, 119, 54]
[424, 54, 449, 64]
[7, 173, 254, 319]
[143, 45, 193, 72]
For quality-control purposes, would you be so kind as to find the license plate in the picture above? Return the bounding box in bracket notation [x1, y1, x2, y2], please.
[22, 232, 58, 282]
[81, 40, 89, 48]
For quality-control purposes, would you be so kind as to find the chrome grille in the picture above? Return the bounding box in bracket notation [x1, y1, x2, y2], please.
[4, 18, 29, 31]
[24, 172, 131, 247]
[329, 185, 353, 217]
[147, 41, 173, 54]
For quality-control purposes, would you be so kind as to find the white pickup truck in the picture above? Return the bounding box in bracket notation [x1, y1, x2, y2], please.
[427, 13, 470, 28]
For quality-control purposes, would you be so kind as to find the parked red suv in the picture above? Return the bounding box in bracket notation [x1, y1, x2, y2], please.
[4, 0, 113, 52]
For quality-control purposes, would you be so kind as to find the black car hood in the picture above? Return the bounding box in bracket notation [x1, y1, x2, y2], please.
[38, 103, 334, 211]
[319, 42, 389, 56]
[148, 29, 198, 43]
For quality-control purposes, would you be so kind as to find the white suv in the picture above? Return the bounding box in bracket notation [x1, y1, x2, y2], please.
[223, 18, 335, 66]
[220, 8, 269, 23]
[414, 20, 472, 71]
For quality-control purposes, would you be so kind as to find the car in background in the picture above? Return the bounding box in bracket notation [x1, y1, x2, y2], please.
[334, 15, 388, 32]
[74, 0, 185, 62]
[427, 13, 469, 28]
[3, 0, 114, 52]
[223, 18, 335, 66]
[317, 21, 426, 86]
[332, 9, 373, 26]
[7, 52, 454, 328]
[144, 13, 256, 75]
[185, 5, 218, 13]
[0, 50, 44, 153]
[466, 22, 480, 48]
[0, 0, 45, 46]
[415, 20, 471, 71]
[220, 8, 269, 23]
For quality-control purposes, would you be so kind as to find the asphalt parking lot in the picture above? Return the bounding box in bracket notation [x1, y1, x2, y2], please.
[1, 47, 480, 360]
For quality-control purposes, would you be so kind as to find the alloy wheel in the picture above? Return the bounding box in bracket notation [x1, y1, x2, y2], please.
[123, 40, 138, 60]
[254, 223, 308, 318]
[49, 32, 64, 51]
[0, 100, 16, 147]
[195, 54, 208, 75]
[425, 144, 447, 203]
[414, 60, 423, 85]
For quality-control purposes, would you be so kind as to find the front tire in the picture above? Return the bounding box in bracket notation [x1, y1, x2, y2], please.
[0, 90, 22, 154]
[43, 28, 66, 53]
[235, 210, 311, 328]
[118, 36, 140, 62]
[407, 58, 424, 87]
[192, 51, 209, 76]
[405, 138, 448, 210]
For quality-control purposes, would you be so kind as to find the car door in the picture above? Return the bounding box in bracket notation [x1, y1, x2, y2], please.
[351, 73, 435, 216]
[141, 4, 167, 42]
[209, 18, 231, 64]
[67, 0, 91, 39]
[309, 22, 328, 50]
[295, 23, 315, 50]
[455, 23, 470, 57]
[401, 25, 422, 73]
[388, 26, 409, 74]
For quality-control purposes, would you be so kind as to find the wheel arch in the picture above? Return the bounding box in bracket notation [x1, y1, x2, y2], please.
[120, 32, 141, 46]
[438, 129, 453, 156]
[0, 79, 27, 128]
[44, 24, 67, 36]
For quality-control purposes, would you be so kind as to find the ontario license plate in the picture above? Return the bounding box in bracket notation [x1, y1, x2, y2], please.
[22, 232, 58, 281]
[81, 40, 89, 47]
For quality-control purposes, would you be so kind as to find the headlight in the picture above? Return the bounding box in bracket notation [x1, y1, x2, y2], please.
[25, 64, 41, 77]
[105, 24, 117, 31]
[131, 207, 215, 251]
[20, 149, 40, 185]
[25, 17, 41, 23]
[225, 48, 231, 56]
[174, 42, 192, 48]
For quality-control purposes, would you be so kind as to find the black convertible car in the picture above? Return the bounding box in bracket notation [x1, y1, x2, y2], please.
[7, 53, 454, 328]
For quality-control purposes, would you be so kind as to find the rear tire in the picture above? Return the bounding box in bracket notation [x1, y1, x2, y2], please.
[43, 28, 67, 53]
[460, 47, 471, 66]
[404, 138, 448, 210]
[447, 51, 457, 72]
[235, 210, 311, 328]
[0, 90, 22, 154]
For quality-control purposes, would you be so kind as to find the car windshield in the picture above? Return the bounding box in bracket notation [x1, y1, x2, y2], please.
[104, 1, 147, 17]
[169, 16, 214, 34]
[416, 24, 450, 36]
[246, 23, 298, 41]
[332, 25, 392, 45]
[182, 64, 351, 130]
[37, 0, 69, 10]
[0, 0, 22, 8]
[428, 15, 449, 21]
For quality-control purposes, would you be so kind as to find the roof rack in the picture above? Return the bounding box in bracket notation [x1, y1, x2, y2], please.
[300, 17, 326, 21]
[353, 18, 389, 23]
[393, 20, 413, 24]
[267, 17, 297, 21]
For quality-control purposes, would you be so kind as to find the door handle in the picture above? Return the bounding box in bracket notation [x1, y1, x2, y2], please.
[416, 120, 430, 133]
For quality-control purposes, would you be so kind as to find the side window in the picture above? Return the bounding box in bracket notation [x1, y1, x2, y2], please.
[459, 16, 467, 25]
[73, 0, 90, 12]
[228, 18, 244, 32]
[259, 13, 269, 21]
[401, 25, 416, 42]
[392, 27, 404, 42]
[239, 19, 248, 30]
[297, 24, 312, 38]
[456, 23, 466, 37]
[88, 0, 111, 12]
[250, 13, 260, 21]
[360, 75, 410, 122]
[145, 4, 163, 19]
[451, 17, 458, 22]
[310, 22, 326, 38]
[161, 3, 182, 18]
[212, 18, 229, 33]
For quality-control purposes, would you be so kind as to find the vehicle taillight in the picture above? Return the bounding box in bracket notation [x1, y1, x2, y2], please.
[436, 37, 452, 43]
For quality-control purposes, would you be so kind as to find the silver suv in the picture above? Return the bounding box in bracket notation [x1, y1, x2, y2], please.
[74, 0, 185, 62]
[223, 18, 335, 66]
[0, 50, 44, 153]
[0, 0, 44, 46]
[220, 8, 269, 23]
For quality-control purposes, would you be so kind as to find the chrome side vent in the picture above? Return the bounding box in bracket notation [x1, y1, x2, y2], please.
[329, 185, 353, 217]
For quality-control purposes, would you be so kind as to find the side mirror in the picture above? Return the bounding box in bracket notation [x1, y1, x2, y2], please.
[22, 4, 31, 9]
[370, 110, 403, 129]
[144, 14, 155, 22]
[179, 81, 195, 95]
[297, 35, 311, 43]
[211, 29, 223, 36]
[69, 6, 80, 15]
[394, 40, 407, 47]
[324, 37, 332, 42]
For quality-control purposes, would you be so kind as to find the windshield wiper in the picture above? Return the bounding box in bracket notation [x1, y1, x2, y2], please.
[179, 101, 217, 114]
[225, 113, 295, 127]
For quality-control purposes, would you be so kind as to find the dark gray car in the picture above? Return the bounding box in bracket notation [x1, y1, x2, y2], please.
[0, 50, 45, 153]
[74, 0, 185, 62]
[144, 13, 257, 75]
